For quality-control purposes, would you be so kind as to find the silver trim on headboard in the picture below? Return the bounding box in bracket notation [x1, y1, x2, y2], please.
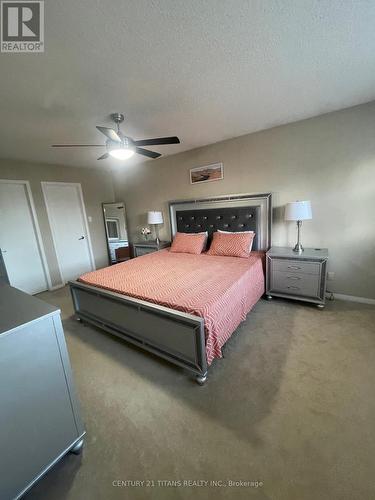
[169, 193, 272, 251]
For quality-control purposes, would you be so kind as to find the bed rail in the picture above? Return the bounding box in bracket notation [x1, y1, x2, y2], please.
[69, 280, 208, 384]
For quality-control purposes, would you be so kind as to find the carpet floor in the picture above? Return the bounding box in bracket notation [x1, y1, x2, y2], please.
[24, 287, 375, 500]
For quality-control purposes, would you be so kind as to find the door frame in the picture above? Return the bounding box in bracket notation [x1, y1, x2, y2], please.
[0, 179, 52, 290]
[41, 181, 95, 283]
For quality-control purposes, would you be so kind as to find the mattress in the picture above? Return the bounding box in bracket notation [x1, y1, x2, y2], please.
[79, 249, 265, 365]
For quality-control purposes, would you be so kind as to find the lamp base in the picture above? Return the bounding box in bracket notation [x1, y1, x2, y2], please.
[153, 224, 161, 247]
[293, 220, 304, 253]
[293, 243, 304, 253]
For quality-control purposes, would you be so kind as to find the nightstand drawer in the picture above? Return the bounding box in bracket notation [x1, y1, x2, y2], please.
[271, 271, 320, 298]
[135, 247, 155, 257]
[133, 241, 170, 258]
[273, 259, 320, 276]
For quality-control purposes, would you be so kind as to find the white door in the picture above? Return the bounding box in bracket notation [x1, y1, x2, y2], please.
[0, 180, 49, 294]
[42, 182, 94, 283]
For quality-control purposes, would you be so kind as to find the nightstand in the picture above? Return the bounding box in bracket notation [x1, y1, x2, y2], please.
[132, 240, 170, 257]
[266, 246, 328, 308]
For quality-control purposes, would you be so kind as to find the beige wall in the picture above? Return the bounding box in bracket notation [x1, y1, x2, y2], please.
[0, 159, 115, 287]
[113, 102, 375, 299]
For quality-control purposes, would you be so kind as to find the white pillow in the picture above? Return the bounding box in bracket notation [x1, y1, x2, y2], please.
[217, 229, 255, 251]
[180, 231, 208, 236]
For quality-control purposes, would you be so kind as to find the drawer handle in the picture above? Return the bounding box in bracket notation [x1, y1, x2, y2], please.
[286, 285, 300, 290]
[287, 265, 301, 270]
[286, 275, 301, 280]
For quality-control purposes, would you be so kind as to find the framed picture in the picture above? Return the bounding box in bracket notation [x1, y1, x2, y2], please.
[190, 162, 224, 184]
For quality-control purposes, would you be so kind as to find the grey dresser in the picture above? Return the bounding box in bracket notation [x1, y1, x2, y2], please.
[0, 285, 85, 500]
[133, 240, 170, 257]
[0, 249, 9, 285]
[266, 246, 328, 308]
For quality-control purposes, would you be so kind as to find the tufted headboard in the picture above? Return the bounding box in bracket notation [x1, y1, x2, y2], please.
[169, 193, 272, 251]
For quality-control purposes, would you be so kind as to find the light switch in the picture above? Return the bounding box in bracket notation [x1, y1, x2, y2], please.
[88, 216, 93, 223]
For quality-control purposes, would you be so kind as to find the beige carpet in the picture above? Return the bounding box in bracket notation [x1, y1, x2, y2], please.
[25, 287, 375, 500]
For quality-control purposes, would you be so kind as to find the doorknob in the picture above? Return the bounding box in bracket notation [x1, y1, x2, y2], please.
[78, 236, 85, 240]
[0, 249, 7, 253]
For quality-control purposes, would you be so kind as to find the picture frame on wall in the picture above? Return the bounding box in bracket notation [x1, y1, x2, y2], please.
[190, 162, 224, 184]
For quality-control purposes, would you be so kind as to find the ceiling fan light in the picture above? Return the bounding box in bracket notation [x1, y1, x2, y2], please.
[108, 148, 135, 160]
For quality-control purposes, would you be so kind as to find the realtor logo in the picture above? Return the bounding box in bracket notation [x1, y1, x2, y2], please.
[1, 1, 44, 52]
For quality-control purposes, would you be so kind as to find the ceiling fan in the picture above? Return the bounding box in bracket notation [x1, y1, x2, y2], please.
[52, 113, 180, 160]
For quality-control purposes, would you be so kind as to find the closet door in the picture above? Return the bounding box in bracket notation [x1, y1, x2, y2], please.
[42, 182, 94, 282]
[0, 180, 48, 294]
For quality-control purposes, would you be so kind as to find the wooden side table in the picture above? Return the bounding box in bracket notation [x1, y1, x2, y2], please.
[132, 241, 170, 258]
[114, 246, 130, 263]
[266, 246, 328, 308]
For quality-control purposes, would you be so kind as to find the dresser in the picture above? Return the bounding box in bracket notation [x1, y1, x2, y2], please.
[0, 285, 85, 500]
[0, 250, 9, 285]
[133, 240, 170, 257]
[266, 246, 328, 308]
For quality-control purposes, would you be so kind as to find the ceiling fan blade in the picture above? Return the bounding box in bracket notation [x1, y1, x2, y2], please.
[134, 136, 180, 146]
[97, 153, 109, 160]
[96, 126, 122, 142]
[52, 144, 104, 147]
[136, 147, 162, 159]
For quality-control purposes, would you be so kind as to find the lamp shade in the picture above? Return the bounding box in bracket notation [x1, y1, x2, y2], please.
[147, 211, 163, 225]
[285, 201, 312, 221]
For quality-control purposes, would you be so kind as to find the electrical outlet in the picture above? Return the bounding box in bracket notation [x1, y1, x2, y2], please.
[87, 216, 93, 223]
[327, 271, 335, 280]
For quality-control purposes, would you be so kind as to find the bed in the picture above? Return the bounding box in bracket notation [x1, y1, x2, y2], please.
[69, 193, 272, 384]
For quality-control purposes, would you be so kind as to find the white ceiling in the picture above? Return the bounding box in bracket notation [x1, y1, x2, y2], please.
[1, 0, 375, 169]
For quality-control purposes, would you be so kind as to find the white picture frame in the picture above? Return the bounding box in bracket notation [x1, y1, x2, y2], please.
[190, 162, 224, 184]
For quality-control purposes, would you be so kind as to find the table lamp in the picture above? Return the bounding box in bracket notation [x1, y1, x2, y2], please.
[147, 211, 163, 246]
[285, 200, 312, 253]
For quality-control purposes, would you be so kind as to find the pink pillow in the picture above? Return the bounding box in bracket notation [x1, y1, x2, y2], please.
[170, 232, 207, 255]
[218, 229, 255, 252]
[207, 231, 255, 258]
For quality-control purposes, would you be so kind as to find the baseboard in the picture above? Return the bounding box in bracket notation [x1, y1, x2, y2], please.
[334, 293, 375, 305]
[49, 283, 65, 291]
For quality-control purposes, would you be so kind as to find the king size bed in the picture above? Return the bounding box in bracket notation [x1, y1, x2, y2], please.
[69, 193, 272, 384]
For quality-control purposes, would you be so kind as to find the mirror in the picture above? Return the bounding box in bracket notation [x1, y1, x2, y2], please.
[102, 202, 129, 265]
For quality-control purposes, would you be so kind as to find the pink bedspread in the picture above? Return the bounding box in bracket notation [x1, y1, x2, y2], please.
[79, 249, 265, 365]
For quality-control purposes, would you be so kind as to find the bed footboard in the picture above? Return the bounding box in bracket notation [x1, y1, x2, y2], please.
[69, 281, 208, 380]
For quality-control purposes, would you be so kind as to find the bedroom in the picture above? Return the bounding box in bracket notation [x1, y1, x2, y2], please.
[0, 1, 374, 499]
